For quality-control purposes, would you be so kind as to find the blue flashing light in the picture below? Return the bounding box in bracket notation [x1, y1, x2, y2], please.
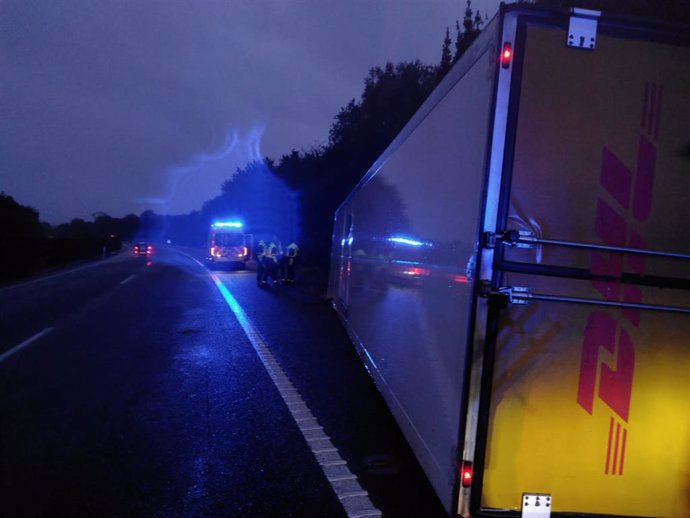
[212, 221, 243, 229]
[388, 236, 427, 247]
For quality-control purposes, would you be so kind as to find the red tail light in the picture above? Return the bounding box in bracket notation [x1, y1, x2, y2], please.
[460, 461, 473, 488]
[501, 42, 512, 68]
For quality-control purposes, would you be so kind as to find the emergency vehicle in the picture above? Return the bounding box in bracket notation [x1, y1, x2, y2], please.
[207, 221, 251, 269]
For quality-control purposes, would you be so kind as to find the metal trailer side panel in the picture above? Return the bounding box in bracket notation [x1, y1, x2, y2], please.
[478, 13, 690, 518]
[329, 17, 500, 512]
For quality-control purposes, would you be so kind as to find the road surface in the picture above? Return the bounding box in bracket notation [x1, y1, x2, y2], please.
[0, 246, 445, 517]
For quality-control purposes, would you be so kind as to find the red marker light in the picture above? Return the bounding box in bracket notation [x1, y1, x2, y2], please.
[460, 461, 473, 488]
[501, 42, 512, 68]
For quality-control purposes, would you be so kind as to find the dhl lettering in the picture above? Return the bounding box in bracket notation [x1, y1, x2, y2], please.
[605, 417, 614, 473]
[577, 312, 635, 421]
[599, 147, 633, 209]
[578, 82, 662, 476]
[623, 231, 646, 327]
[632, 136, 656, 222]
[577, 311, 617, 415]
[605, 417, 629, 475]
[598, 328, 635, 422]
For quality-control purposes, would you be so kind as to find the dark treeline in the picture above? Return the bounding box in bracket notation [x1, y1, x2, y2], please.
[205, 1, 486, 270]
[3, 0, 688, 283]
[0, 193, 138, 281]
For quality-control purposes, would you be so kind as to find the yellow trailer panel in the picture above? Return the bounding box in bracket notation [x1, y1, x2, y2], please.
[482, 22, 690, 518]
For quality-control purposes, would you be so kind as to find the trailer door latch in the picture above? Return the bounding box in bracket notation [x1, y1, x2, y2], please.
[568, 8, 600, 50]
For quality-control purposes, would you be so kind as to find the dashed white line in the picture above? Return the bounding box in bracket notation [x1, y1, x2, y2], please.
[314, 448, 338, 454]
[340, 491, 369, 500]
[120, 274, 136, 285]
[322, 460, 348, 467]
[208, 272, 382, 518]
[0, 327, 54, 364]
[327, 475, 358, 483]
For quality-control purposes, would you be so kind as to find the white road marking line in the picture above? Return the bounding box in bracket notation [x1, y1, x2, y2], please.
[306, 434, 330, 442]
[0, 327, 54, 364]
[327, 475, 358, 483]
[339, 491, 369, 500]
[208, 273, 382, 518]
[321, 460, 348, 467]
[313, 448, 338, 454]
[120, 274, 136, 285]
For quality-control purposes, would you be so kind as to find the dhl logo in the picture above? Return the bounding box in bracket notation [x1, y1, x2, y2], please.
[577, 82, 662, 476]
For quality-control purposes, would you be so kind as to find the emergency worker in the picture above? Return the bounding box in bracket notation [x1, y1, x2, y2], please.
[255, 240, 266, 286]
[262, 242, 279, 286]
[276, 241, 285, 281]
[284, 242, 299, 285]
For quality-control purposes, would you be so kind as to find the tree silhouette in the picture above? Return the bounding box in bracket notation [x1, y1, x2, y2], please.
[0, 192, 43, 237]
[454, 0, 483, 63]
[284, 60, 439, 266]
[202, 160, 299, 245]
[439, 28, 453, 78]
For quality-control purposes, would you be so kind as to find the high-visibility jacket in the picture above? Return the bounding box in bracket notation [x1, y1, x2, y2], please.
[256, 240, 266, 259]
[286, 243, 299, 257]
[266, 243, 278, 263]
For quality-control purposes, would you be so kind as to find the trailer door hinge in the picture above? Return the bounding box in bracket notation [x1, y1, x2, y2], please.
[481, 284, 532, 307]
[483, 230, 536, 249]
[503, 286, 531, 305]
[567, 8, 600, 50]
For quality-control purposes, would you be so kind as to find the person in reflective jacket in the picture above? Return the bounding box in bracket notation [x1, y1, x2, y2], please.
[262, 242, 279, 286]
[255, 240, 266, 287]
[283, 242, 299, 285]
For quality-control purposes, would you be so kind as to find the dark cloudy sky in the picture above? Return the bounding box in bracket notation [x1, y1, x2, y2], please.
[1, 0, 501, 224]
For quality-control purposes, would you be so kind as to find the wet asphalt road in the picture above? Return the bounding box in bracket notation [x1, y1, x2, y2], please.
[0, 246, 446, 518]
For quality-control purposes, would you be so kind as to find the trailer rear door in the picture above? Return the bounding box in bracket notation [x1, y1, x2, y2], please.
[478, 12, 690, 518]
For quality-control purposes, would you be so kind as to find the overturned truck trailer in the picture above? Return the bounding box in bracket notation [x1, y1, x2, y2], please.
[329, 4, 690, 517]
